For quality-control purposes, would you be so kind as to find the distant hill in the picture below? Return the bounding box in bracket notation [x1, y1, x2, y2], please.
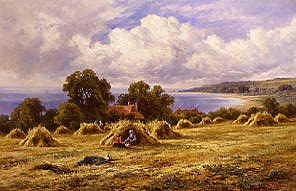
[181, 78, 296, 96]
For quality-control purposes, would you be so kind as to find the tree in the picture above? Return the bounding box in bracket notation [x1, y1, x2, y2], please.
[117, 81, 174, 120]
[54, 102, 84, 131]
[263, 97, 280, 116]
[245, 106, 261, 116]
[279, 103, 296, 118]
[0, 115, 12, 134]
[10, 98, 45, 132]
[42, 109, 58, 131]
[63, 69, 114, 121]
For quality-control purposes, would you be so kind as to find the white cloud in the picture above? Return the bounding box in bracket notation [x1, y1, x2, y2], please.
[72, 15, 296, 88]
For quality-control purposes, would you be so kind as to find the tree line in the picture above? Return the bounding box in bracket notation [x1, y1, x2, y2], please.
[0, 69, 175, 133]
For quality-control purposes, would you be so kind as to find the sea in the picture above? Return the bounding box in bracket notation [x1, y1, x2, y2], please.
[0, 88, 244, 115]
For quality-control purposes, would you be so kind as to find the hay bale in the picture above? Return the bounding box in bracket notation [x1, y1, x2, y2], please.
[175, 119, 194, 129]
[74, 123, 103, 136]
[19, 126, 60, 147]
[147, 121, 181, 139]
[245, 112, 275, 127]
[274, 113, 290, 123]
[100, 120, 159, 146]
[54, 126, 72, 135]
[213, 117, 225, 124]
[233, 114, 249, 124]
[6, 128, 26, 139]
[199, 117, 212, 126]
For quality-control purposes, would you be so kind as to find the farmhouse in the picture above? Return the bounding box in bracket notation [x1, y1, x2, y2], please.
[108, 103, 144, 120]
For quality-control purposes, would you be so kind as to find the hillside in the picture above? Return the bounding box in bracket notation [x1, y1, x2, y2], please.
[182, 78, 296, 96]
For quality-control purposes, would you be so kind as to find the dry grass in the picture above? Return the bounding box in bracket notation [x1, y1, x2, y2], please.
[233, 114, 249, 124]
[6, 128, 26, 139]
[274, 113, 290, 123]
[74, 123, 103, 136]
[147, 120, 181, 139]
[100, 120, 159, 146]
[0, 121, 295, 190]
[19, 126, 60, 147]
[199, 116, 212, 126]
[213, 116, 225, 124]
[175, 119, 194, 129]
[54, 126, 72, 135]
[245, 112, 275, 127]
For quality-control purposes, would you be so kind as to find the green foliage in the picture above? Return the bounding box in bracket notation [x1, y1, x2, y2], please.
[0, 115, 13, 134]
[245, 106, 261, 116]
[10, 98, 45, 132]
[263, 97, 280, 116]
[54, 102, 84, 131]
[279, 103, 296, 118]
[63, 69, 114, 121]
[174, 108, 203, 123]
[208, 107, 241, 120]
[117, 81, 174, 121]
[41, 109, 58, 131]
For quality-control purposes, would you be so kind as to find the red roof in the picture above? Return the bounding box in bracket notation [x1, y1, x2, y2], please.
[108, 104, 144, 119]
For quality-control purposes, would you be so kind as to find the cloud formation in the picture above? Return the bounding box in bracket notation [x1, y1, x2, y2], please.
[0, 0, 295, 89]
[72, 15, 296, 88]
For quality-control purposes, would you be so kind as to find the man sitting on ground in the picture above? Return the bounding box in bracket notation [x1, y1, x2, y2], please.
[124, 129, 137, 146]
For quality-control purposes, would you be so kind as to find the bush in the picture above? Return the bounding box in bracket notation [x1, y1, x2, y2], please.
[263, 97, 279, 116]
[174, 108, 203, 123]
[0, 115, 12, 134]
[208, 107, 241, 120]
[245, 106, 261, 116]
[54, 102, 84, 131]
[279, 104, 296, 118]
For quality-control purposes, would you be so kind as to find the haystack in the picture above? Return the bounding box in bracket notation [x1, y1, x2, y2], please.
[199, 117, 212, 126]
[147, 121, 181, 139]
[74, 123, 103, 136]
[274, 113, 290, 123]
[100, 121, 159, 146]
[213, 117, 225, 124]
[6, 128, 26, 139]
[175, 119, 194, 129]
[19, 126, 60, 147]
[233, 114, 249, 124]
[244, 112, 275, 127]
[54, 126, 72, 135]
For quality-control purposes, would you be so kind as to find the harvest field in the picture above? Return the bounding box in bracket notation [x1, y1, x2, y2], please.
[0, 122, 295, 191]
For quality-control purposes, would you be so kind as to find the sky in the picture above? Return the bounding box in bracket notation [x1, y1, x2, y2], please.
[0, 0, 295, 90]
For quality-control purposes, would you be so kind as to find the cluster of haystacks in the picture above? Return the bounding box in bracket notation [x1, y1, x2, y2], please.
[175, 119, 194, 129]
[6, 128, 26, 139]
[233, 114, 249, 124]
[74, 123, 103, 136]
[100, 121, 159, 146]
[244, 112, 275, 127]
[54, 126, 72, 135]
[199, 117, 212, 126]
[147, 121, 181, 139]
[19, 126, 60, 147]
[274, 113, 290, 123]
[213, 117, 225, 124]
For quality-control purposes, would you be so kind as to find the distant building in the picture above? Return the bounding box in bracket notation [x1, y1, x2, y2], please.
[108, 102, 144, 120]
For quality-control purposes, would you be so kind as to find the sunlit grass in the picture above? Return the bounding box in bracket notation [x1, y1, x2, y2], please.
[0, 121, 295, 190]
